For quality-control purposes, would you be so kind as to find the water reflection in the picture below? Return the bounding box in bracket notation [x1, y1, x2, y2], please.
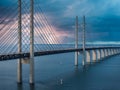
[17, 84, 23, 90]
[17, 84, 35, 90]
[30, 85, 35, 90]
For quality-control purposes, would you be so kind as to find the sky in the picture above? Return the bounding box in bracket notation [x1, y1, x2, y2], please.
[1, 0, 120, 44]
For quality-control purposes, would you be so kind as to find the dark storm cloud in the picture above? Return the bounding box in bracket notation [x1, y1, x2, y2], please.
[1, 0, 120, 42]
[44, 0, 120, 42]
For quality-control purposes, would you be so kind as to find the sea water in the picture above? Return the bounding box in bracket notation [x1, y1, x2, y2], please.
[0, 52, 120, 90]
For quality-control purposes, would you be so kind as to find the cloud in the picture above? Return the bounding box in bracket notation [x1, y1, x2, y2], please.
[62, 0, 120, 17]
[1, 0, 120, 43]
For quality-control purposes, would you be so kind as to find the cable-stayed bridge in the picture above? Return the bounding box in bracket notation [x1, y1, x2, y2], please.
[0, 0, 120, 84]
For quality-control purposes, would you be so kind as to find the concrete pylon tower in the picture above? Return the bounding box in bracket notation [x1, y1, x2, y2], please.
[82, 16, 86, 66]
[29, 0, 34, 84]
[75, 16, 79, 66]
[17, 0, 22, 84]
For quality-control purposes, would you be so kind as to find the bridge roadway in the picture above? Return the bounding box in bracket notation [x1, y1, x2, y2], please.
[0, 47, 120, 61]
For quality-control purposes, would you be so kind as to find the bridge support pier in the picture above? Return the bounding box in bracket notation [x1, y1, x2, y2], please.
[115, 49, 117, 55]
[92, 50, 97, 62]
[111, 49, 114, 55]
[115, 49, 117, 54]
[117, 49, 120, 54]
[113, 49, 115, 55]
[107, 49, 109, 56]
[107, 49, 110, 56]
[103, 49, 105, 57]
[110, 49, 112, 56]
[104, 49, 108, 57]
[115, 49, 116, 54]
[109, 49, 112, 56]
[101, 49, 105, 59]
[97, 50, 101, 61]
[86, 51, 91, 64]
[114, 49, 116, 54]
[100, 49, 102, 59]
[119, 49, 120, 53]
[116, 49, 118, 54]
[106, 49, 108, 57]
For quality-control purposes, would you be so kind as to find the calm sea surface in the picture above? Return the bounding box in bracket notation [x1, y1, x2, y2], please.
[0, 52, 120, 90]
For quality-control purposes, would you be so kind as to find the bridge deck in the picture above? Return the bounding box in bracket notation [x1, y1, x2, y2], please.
[0, 47, 119, 61]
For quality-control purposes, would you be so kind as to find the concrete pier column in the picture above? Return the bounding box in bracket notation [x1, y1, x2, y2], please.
[97, 49, 101, 60]
[113, 49, 115, 55]
[108, 49, 111, 56]
[92, 50, 97, 62]
[116, 49, 118, 54]
[106, 49, 109, 56]
[110, 49, 112, 55]
[101, 49, 105, 59]
[111, 49, 114, 55]
[118, 49, 120, 53]
[113, 49, 116, 55]
[104, 49, 108, 57]
[118, 49, 120, 54]
[102, 49, 105, 58]
[117, 49, 119, 54]
[106, 49, 108, 57]
[86, 50, 91, 64]
[115, 49, 117, 54]
[114, 49, 116, 54]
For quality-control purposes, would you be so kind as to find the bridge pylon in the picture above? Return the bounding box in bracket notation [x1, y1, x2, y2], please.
[17, 0, 22, 84]
[17, 0, 35, 85]
[29, 0, 34, 85]
[75, 16, 79, 66]
[82, 16, 86, 66]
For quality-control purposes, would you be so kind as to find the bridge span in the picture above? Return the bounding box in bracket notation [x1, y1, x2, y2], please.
[0, 47, 120, 61]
